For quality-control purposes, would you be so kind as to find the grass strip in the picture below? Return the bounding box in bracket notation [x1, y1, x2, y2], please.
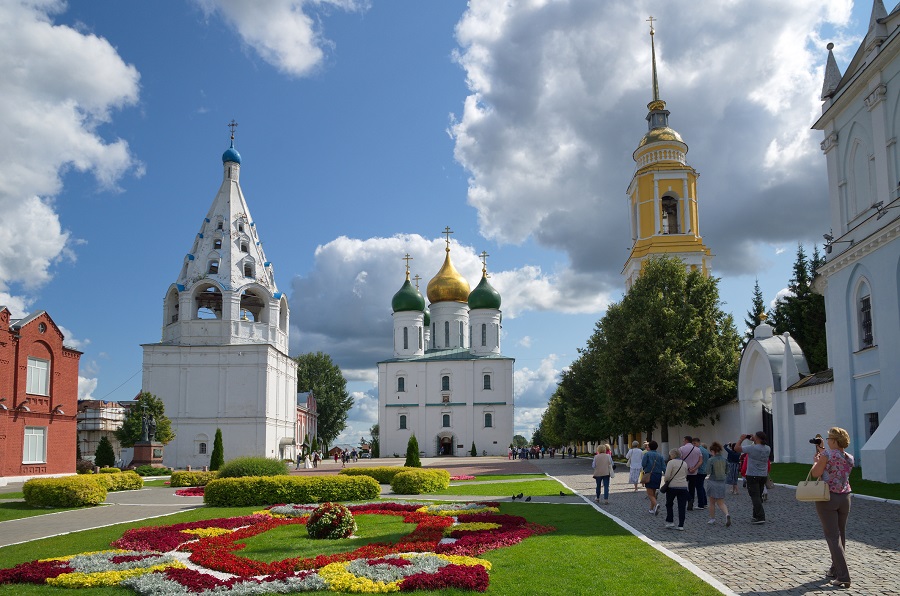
[468, 474, 547, 481]
[769, 463, 899, 499]
[437, 479, 571, 497]
[0, 502, 82, 523]
[0, 492, 24, 500]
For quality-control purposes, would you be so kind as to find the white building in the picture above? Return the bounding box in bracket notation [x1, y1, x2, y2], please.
[812, 0, 900, 482]
[377, 240, 513, 458]
[141, 134, 297, 470]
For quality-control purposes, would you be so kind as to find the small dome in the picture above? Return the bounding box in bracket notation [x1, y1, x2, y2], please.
[222, 142, 242, 165]
[423, 307, 431, 326]
[427, 250, 470, 303]
[637, 126, 684, 148]
[391, 277, 425, 313]
[468, 273, 501, 309]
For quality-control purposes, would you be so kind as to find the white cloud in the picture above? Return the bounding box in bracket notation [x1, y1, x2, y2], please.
[78, 376, 98, 400]
[0, 0, 140, 305]
[333, 388, 378, 447]
[771, 287, 793, 309]
[194, 0, 368, 78]
[58, 325, 89, 351]
[514, 355, 561, 409]
[517, 336, 532, 348]
[450, 0, 853, 280]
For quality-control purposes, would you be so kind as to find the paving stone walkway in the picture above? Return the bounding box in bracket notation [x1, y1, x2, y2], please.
[525, 455, 900, 596]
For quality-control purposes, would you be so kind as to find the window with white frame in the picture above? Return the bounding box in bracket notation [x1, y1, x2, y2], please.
[459, 321, 465, 346]
[441, 375, 450, 391]
[397, 377, 405, 392]
[403, 327, 408, 350]
[483, 374, 492, 390]
[444, 321, 450, 347]
[199, 442, 207, 455]
[26, 357, 50, 396]
[418, 327, 423, 349]
[442, 413, 451, 428]
[399, 414, 407, 430]
[481, 323, 487, 346]
[484, 412, 493, 428]
[859, 290, 873, 348]
[23, 426, 47, 463]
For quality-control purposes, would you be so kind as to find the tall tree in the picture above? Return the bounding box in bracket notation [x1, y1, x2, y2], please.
[114, 392, 175, 448]
[588, 256, 741, 442]
[209, 428, 224, 471]
[368, 424, 379, 458]
[94, 436, 116, 468]
[295, 352, 354, 451]
[405, 434, 421, 467]
[771, 243, 828, 372]
[743, 278, 766, 345]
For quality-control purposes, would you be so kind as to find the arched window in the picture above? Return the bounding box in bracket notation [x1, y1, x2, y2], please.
[244, 263, 254, 277]
[441, 375, 450, 391]
[459, 321, 465, 346]
[240, 241, 249, 253]
[403, 327, 408, 350]
[217, 221, 223, 230]
[397, 377, 405, 392]
[444, 321, 450, 347]
[858, 283, 873, 348]
[442, 414, 450, 428]
[199, 442, 207, 455]
[661, 196, 679, 234]
[208, 261, 219, 274]
[481, 323, 487, 346]
[399, 415, 407, 430]
[483, 374, 491, 390]
[238, 223, 245, 233]
[213, 239, 222, 250]
[484, 413, 493, 428]
[418, 327, 423, 349]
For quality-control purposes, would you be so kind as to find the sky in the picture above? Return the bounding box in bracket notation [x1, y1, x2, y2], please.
[0, 0, 877, 447]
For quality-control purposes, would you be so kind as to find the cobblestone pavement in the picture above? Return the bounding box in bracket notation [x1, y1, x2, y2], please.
[527, 455, 900, 595]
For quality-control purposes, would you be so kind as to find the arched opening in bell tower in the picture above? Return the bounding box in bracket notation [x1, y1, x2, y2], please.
[193, 283, 223, 319]
[661, 195, 680, 234]
[164, 287, 180, 325]
[240, 288, 268, 323]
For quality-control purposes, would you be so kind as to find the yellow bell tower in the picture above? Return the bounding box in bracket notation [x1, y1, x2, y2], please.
[623, 18, 712, 291]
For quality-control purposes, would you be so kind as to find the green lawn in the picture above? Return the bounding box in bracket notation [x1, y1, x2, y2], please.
[769, 463, 900, 500]
[0, 502, 85, 523]
[463, 474, 547, 482]
[0, 492, 23, 500]
[0, 501, 720, 595]
[437, 479, 571, 497]
[139, 478, 172, 488]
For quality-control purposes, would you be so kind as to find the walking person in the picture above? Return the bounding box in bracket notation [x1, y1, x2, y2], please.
[723, 441, 741, 494]
[810, 427, 854, 589]
[704, 442, 731, 527]
[642, 440, 665, 515]
[734, 431, 771, 524]
[678, 436, 702, 511]
[693, 438, 710, 509]
[591, 445, 614, 505]
[663, 448, 689, 530]
[626, 441, 643, 491]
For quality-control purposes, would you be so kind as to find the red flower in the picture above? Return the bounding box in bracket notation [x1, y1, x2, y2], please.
[0, 560, 72, 584]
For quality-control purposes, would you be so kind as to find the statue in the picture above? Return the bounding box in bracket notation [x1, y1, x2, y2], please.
[140, 410, 150, 442]
[148, 415, 157, 442]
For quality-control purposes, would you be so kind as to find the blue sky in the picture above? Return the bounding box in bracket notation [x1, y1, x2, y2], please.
[0, 0, 875, 446]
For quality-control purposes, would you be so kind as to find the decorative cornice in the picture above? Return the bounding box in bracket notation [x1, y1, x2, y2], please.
[819, 218, 900, 278]
[821, 132, 838, 153]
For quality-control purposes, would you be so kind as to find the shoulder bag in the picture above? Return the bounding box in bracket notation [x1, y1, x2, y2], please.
[796, 471, 830, 502]
[659, 459, 684, 494]
[642, 458, 657, 485]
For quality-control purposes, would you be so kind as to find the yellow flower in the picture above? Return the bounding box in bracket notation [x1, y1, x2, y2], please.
[46, 562, 185, 588]
[444, 522, 501, 535]
[180, 527, 233, 537]
[318, 561, 401, 593]
[39, 549, 128, 563]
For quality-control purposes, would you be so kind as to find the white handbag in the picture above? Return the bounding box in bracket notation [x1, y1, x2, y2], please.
[795, 471, 830, 502]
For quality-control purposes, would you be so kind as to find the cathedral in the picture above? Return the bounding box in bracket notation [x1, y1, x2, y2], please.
[377, 232, 514, 457]
[141, 130, 297, 470]
[623, 20, 712, 289]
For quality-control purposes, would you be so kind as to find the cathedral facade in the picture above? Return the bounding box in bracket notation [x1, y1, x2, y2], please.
[141, 135, 297, 470]
[377, 238, 513, 458]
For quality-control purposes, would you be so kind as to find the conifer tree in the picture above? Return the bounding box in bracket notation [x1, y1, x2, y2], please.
[311, 435, 319, 453]
[743, 278, 766, 345]
[405, 434, 421, 467]
[771, 244, 828, 372]
[470, 442, 478, 456]
[95, 436, 116, 468]
[209, 428, 224, 471]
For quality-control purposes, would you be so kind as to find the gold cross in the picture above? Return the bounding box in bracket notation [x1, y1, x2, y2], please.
[227, 119, 239, 140]
[442, 226, 454, 249]
[402, 253, 413, 273]
[413, 274, 422, 290]
[479, 250, 490, 274]
[647, 15, 655, 35]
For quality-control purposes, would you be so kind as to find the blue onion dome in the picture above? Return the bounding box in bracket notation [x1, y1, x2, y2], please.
[468, 271, 501, 309]
[222, 141, 242, 165]
[423, 307, 431, 326]
[392, 274, 426, 313]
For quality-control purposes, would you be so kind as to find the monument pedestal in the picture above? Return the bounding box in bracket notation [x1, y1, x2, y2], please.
[132, 442, 164, 467]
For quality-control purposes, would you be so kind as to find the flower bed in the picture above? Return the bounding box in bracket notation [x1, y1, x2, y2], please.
[0, 501, 553, 594]
[449, 475, 476, 480]
[174, 486, 205, 497]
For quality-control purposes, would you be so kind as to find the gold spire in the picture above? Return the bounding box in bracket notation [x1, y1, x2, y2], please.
[647, 16, 666, 112]
[426, 227, 470, 303]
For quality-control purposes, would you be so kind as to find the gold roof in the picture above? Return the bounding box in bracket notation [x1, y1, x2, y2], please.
[637, 126, 684, 148]
[427, 248, 470, 303]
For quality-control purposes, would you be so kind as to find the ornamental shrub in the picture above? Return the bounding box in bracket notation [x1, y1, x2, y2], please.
[470, 442, 477, 457]
[133, 464, 172, 477]
[94, 436, 116, 468]
[209, 428, 224, 471]
[23, 475, 107, 507]
[170, 470, 219, 487]
[98, 467, 121, 474]
[405, 434, 421, 468]
[338, 466, 421, 484]
[204, 474, 380, 507]
[390, 468, 451, 494]
[306, 502, 357, 539]
[94, 471, 144, 491]
[76, 459, 95, 474]
[217, 456, 288, 478]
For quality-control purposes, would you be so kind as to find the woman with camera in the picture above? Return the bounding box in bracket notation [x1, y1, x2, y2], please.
[734, 431, 770, 524]
[810, 427, 854, 589]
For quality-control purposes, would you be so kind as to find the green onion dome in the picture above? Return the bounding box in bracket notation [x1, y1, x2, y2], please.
[423, 307, 431, 326]
[392, 274, 426, 313]
[468, 272, 501, 309]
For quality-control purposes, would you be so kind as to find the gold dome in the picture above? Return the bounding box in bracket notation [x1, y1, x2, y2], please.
[637, 126, 684, 148]
[427, 249, 470, 303]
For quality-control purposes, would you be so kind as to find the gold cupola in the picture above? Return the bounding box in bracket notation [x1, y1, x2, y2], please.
[426, 227, 470, 304]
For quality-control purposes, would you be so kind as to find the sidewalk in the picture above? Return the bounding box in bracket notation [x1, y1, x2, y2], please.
[528, 455, 900, 596]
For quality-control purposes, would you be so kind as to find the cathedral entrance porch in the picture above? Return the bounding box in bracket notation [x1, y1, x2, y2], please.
[437, 434, 455, 456]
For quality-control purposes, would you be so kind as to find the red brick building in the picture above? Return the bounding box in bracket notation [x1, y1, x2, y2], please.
[0, 308, 81, 481]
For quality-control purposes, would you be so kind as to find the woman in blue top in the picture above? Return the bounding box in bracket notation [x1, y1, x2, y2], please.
[723, 442, 742, 494]
[641, 440, 666, 515]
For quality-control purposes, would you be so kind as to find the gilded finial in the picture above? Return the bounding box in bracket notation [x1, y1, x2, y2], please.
[227, 119, 238, 141]
[759, 312, 768, 323]
[442, 226, 454, 253]
[402, 253, 413, 280]
[413, 274, 422, 290]
[479, 251, 490, 276]
[646, 17, 666, 112]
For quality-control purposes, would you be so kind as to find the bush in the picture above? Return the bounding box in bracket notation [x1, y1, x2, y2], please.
[470, 442, 477, 457]
[95, 471, 144, 492]
[217, 456, 288, 479]
[390, 469, 450, 494]
[405, 435, 421, 468]
[338, 466, 421, 484]
[204, 474, 380, 507]
[94, 436, 116, 468]
[133, 465, 172, 477]
[23, 476, 107, 507]
[306, 502, 357, 539]
[98, 467, 121, 474]
[170, 470, 219, 487]
[76, 460, 95, 474]
[210, 428, 224, 471]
